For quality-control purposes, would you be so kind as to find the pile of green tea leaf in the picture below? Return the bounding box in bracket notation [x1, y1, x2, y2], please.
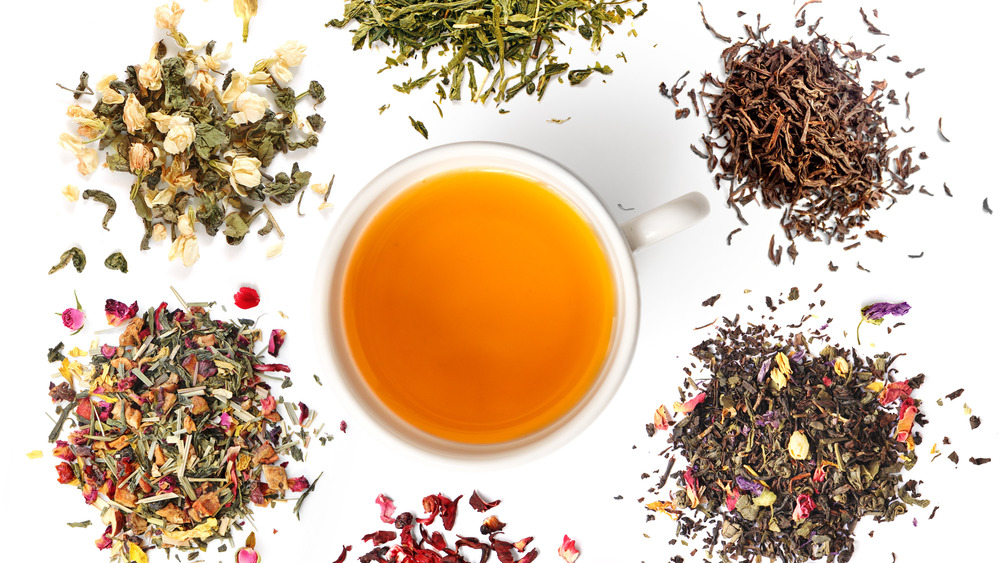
[327, 0, 647, 105]
[645, 315, 929, 562]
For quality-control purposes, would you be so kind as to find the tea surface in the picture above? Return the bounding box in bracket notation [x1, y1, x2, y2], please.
[342, 168, 615, 444]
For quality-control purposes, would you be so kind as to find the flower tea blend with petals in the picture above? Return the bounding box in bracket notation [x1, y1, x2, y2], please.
[45, 296, 323, 559]
[646, 311, 929, 562]
[59, 3, 325, 266]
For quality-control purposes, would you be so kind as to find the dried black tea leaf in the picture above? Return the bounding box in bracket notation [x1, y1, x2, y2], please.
[104, 252, 128, 273]
[49, 247, 86, 275]
[726, 228, 741, 245]
[698, 2, 731, 42]
[948, 452, 960, 464]
[859, 8, 888, 35]
[905, 68, 926, 78]
[970, 416, 982, 430]
[984, 198, 993, 215]
[82, 189, 116, 231]
[701, 294, 721, 307]
[969, 457, 992, 465]
[696, 23, 919, 259]
[938, 117, 951, 142]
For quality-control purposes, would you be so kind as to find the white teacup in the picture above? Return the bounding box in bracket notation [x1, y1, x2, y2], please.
[313, 141, 709, 465]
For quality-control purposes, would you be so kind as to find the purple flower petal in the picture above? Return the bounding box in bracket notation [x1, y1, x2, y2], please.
[757, 358, 771, 383]
[735, 475, 764, 496]
[861, 301, 911, 322]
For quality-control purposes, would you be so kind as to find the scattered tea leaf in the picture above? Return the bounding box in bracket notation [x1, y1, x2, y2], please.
[984, 198, 993, 215]
[970, 415, 982, 430]
[969, 457, 992, 465]
[937, 117, 950, 142]
[103, 252, 128, 273]
[66, 521, 92, 528]
[698, 2, 731, 42]
[408, 116, 428, 139]
[49, 247, 86, 275]
[701, 294, 721, 307]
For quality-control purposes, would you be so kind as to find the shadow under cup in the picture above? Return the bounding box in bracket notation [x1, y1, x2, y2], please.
[315, 143, 640, 463]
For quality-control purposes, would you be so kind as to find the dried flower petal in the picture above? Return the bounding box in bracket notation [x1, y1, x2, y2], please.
[375, 494, 396, 524]
[234, 287, 260, 309]
[62, 184, 80, 201]
[105, 299, 139, 327]
[792, 494, 816, 521]
[673, 392, 707, 414]
[653, 404, 673, 430]
[267, 329, 286, 357]
[557, 535, 580, 563]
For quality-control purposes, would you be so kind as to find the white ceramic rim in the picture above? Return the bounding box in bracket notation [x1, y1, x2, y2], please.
[312, 141, 640, 467]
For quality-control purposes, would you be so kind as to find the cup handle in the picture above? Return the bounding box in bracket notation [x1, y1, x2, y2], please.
[621, 192, 710, 252]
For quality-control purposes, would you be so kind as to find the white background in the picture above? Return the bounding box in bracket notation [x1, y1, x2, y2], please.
[1, 1, 997, 561]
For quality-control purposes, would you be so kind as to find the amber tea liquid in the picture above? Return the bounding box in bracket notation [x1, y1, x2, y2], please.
[342, 168, 615, 444]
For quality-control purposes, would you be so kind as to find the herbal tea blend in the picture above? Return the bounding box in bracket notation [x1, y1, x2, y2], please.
[46, 296, 322, 558]
[359, 491, 545, 562]
[59, 3, 325, 266]
[327, 0, 647, 106]
[646, 313, 928, 562]
[688, 12, 925, 260]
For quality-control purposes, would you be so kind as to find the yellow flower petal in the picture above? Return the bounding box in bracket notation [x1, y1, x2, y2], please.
[129, 542, 149, 563]
[775, 352, 791, 375]
[865, 380, 885, 392]
[26, 450, 43, 459]
[161, 518, 218, 542]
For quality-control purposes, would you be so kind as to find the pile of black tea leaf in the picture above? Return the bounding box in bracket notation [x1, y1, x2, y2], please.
[697, 19, 921, 260]
[646, 315, 929, 562]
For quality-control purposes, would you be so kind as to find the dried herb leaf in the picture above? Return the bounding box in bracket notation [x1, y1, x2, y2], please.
[104, 252, 128, 273]
[49, 247, 86, 275]
[409, 116, 428, 139]
[82, 189, 117, 230]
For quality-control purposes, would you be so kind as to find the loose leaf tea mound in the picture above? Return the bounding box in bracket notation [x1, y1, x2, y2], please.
[702, 33, 909, 247]
[46, 298, 319, 556]
[60, 4, 325, 265]
[327, 0, 647, 105]
[650, 316, 927, 562]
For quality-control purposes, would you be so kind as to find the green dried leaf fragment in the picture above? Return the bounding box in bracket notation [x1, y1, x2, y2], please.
[308, 80, 326, 103]
[104, 252, 128, 273]
[408, 116, 429, 139]
[194, 123, 228, 160]
[82, 189, 117, 230]
[568, 62, 613, 86]
[49, 247, 86, 275]
[161, 57, 188, 110]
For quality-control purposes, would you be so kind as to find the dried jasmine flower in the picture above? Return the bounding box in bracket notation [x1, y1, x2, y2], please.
[59, 4, 325, 266]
